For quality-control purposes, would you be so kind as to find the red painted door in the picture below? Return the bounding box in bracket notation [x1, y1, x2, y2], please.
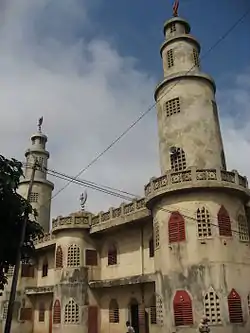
[88, 306, 98, 333]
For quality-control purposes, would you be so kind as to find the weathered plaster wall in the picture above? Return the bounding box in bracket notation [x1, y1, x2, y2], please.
[153, 189, 250, 333]
[156, 77, 225, 174]
[99, 283, 157, 333]
[98, 220, 154, 280]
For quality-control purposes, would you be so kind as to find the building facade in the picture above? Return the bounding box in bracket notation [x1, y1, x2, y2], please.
[1, 12, 250, 333]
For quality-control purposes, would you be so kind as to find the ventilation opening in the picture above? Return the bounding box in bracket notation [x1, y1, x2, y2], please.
[170, 148, 186, 172]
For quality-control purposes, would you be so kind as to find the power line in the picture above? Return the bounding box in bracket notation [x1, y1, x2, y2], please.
[47, 7, 250, 202]
[48, 167, 249, 237]
[24, 162, 248, 237]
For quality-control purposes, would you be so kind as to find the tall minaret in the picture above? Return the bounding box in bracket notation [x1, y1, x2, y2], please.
[145, 4, 250, 333]
[155, 10, 226, 174]
[18, 118, 54, 232]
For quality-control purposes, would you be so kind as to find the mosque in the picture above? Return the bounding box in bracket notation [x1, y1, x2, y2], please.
[1, 5, 250, 333]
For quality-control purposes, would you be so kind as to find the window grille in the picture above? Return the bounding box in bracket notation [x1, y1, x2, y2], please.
[2, 302, 8, 320]
[165, 97, 180, 117]
[170, 148, 186, 172]
[29, 192, 39, 203]
[64, 299, 80, 324]
[170, 23, 176, 33]
[204, 288, 221, 325]
[156, 295, 163, 326]
[154, 222, 160, 249]
[67, 244, 80, 267]
[193, 49, 200, 67]
[167, 49, 174, 68]
[197, 207, 212, 238]
[238, 214, 249, 242]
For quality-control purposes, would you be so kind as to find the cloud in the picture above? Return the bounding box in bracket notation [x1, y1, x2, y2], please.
[0, 0, 249, 223]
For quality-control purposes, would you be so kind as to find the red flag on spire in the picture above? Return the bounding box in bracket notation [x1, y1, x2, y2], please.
[173, 0, 179, 17]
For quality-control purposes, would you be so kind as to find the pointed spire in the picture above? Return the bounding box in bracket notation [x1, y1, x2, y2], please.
[173, 0, 179, 17]
[38, 116, 44, 133]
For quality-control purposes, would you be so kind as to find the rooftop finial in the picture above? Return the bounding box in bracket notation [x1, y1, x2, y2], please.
[38, 116, 43, 133]
[80, 191, 87, 211]
[173, 0, 179, 17]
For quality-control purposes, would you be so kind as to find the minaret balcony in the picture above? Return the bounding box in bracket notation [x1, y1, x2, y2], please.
[145, 167, 250, 208]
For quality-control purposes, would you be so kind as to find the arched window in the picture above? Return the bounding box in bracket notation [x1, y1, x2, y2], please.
[150, 295, 157, 324]
[149, 237, 154, 257]
[217, 206, 232, 237]
[173, 290, 193, 326]
[109, 299, 119, 323]
[108, 244, 117, 266]
[39, 302, 45, 322]
[228, 289, 243, 324]
[67, 244, 80, 267]
[55, 246, 63, 268]
[42, 258, 48, 277]
[204, 287, 221, 325]
[53, 300, 61, 324]
[238, 214, 249, 242]
[247, 294, 250, 314]
[196, 207, 212, 238]
[64, 299, 80, 324]
[168, 212, 186, 243]
[170, 148, 186, 172]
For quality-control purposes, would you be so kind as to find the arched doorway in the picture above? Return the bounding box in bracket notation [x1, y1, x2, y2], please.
[129, 298, 139, 333]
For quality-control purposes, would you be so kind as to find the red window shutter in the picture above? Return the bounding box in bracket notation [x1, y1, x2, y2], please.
[20, 308, 33, 321]
[173, 290, 193, 326]
[88, 306, 98, 333]
[168, 212, 186, 243]
[85, 249, 98, 266]
[21, 264, 34, 278]
[109, 299, 119, 323]
[150, 296, 157, 324]
[39, 302, 45, 322]
[55, 246, 63, 268]
[218, 206, 232, 237]
[42, 259, 48, 277]
[149, 238, 154, 257]
[228, 289, 243, 323]
[53, 300, 61, 324]
[108, 245, 117, 265]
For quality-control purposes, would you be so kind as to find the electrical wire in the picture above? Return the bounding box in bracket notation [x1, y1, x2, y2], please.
[23, 162, 250, 237]
[47, 6, 250, 202]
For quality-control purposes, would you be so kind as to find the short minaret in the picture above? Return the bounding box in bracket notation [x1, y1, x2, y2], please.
[155, 12, 226, 174]
[18, 118, 54, 232]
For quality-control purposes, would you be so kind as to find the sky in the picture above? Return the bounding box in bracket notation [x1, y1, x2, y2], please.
[0, 0, 249, 220]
